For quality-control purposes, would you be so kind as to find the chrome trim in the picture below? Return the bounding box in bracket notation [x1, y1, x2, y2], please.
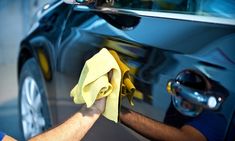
[169, 80, 222, 110]
[97, 7, 235, 26]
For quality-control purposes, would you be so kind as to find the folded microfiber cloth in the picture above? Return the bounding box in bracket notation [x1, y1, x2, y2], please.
[70, 48, 121, 122]
[109, 50, 136, 106]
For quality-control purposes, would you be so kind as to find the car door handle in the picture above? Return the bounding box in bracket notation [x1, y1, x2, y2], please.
[167, 80, 222, 110]
[167, 70, 225, 110]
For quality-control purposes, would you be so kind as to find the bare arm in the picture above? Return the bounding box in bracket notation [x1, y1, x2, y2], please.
[30, 98, 106, 141]
[2, 135, 17, 141]
[120, 107, 207, 141]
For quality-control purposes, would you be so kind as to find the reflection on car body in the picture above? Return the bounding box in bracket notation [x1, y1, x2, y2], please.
[18, 0, 235, 140]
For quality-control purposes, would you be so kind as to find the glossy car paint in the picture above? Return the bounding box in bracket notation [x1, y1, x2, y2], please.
[18, 1, 235, 140]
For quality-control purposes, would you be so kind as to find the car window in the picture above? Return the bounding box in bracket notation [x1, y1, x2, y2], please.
[96, 0, 235, 19]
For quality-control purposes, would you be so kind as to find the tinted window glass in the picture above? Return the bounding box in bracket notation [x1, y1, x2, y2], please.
[97, 0, 235, 19]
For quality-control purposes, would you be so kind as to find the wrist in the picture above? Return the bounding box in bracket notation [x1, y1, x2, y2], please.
[80, 104, 102, 117]
[91, 105, 103, 115]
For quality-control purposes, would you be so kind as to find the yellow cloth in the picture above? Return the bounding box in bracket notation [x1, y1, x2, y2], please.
[70, 48, 121, 123]
[109, 50, 136, 106]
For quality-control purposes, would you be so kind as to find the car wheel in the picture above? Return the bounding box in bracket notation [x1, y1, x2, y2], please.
[19, 58, 51, 140]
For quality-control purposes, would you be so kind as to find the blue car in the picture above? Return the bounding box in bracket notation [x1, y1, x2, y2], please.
[18, 0, 235, 140]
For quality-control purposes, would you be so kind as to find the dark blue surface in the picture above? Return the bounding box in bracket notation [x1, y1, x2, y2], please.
[187, 111, 227, 141]
[0, 131, 5, 141]
[226, 113, 235, 141]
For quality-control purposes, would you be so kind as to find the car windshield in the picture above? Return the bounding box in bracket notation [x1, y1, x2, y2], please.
[97, 0, 235, 19]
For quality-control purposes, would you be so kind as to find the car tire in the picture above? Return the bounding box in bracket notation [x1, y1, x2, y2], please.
[19, 58, 51, 140]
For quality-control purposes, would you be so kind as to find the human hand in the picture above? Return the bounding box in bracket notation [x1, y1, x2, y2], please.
[91, 98, 106, 114]
[89, 70, 112, 114]
[81, 69, 111, 115]
[80, 98, 106, 117]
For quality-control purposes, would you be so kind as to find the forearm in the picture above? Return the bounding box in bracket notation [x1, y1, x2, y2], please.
[30, 105, 101, 141]
[120, 108, 206, 141]
[2, 135, 17, 141]
[120, 108, 180, 140]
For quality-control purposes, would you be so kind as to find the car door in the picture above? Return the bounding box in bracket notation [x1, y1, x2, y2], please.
[57, 0, 235, 140]
[56, 8, 149, 140]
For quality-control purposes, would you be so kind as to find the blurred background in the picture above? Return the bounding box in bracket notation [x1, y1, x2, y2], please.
[0, 0, 52, 140]
[0, 0, 23, 140]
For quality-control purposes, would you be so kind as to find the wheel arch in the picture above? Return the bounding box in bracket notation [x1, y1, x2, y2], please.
[17, 42, 33, 82]
[18, 36, 55, 82]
